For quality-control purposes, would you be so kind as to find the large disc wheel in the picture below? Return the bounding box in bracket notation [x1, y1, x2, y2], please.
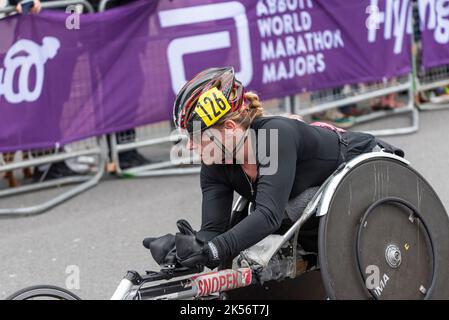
[318, 156, 449, 299]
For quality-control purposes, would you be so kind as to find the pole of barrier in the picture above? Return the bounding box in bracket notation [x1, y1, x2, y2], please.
[99, 0, 116, 12]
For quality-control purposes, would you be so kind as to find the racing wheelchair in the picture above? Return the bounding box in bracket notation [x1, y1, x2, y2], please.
[7, 151, 449, 300]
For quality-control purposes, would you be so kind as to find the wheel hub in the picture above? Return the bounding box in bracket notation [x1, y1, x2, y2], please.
[385, 244, 402, 269]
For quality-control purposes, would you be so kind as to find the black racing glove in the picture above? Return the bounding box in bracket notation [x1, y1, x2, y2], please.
[142, 220, 208, 268]
[142, 233, 178, 267]
[175, 220, 221, 270]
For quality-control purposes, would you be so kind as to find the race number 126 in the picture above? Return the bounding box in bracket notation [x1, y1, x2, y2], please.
[195, 87, 231, 127]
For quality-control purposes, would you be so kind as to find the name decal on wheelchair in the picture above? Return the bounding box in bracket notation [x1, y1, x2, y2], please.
[191, 268, 252, 297]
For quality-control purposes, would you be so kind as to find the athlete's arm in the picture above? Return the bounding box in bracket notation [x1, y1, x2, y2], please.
[211, 120, 299, 259]
[196, 165, 234, 242]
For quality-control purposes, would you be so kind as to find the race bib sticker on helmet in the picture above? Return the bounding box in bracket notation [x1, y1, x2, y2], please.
[194, 87, 231, 127]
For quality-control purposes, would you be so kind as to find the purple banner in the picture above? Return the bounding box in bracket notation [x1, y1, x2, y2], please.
[418, 0, 449, 69]
[0, 0, 412, 152]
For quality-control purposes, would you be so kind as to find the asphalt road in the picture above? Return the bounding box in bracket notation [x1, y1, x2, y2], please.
[1, 108, 449, 299]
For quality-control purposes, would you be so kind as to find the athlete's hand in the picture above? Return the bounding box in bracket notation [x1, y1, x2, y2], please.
[175, 233, 220, 269]
[174, 219, 220, 269]
[143, 233, 178, 266]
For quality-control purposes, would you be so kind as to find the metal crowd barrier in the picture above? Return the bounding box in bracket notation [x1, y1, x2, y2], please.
[411, 0, 449, 112]
[0, 0, 100, 217]
[1, 0, 94, 14]
[291, 74, 419, 137]
[0, 137, 107, 217]
[98, 0, 113, 12]
[414, 48, 449, 111]
[108, 122, 201, 178]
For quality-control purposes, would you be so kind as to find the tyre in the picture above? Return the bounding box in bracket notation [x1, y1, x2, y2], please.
[6, 285, 81, 300]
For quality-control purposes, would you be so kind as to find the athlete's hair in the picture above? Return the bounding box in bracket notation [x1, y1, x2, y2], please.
[214, 91, 264, 129]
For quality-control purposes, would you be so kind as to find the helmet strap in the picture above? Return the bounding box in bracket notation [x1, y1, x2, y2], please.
[205, 124, 251, 164]
[203, 107, 256, 163]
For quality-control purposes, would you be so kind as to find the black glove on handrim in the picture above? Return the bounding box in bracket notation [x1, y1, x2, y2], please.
[142, 219, 220, 269]
[142, 233, 178, 267]
[175, 220, 221, 269]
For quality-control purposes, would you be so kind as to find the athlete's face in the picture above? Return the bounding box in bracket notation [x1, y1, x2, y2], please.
[186, 128, 226, 164]
[186, 120, 245, 164]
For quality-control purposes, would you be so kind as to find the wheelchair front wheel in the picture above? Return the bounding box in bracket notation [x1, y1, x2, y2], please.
[6, 285, 81, 300]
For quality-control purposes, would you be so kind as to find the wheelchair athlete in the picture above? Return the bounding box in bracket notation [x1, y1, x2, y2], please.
[143, 67, 404, 270]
